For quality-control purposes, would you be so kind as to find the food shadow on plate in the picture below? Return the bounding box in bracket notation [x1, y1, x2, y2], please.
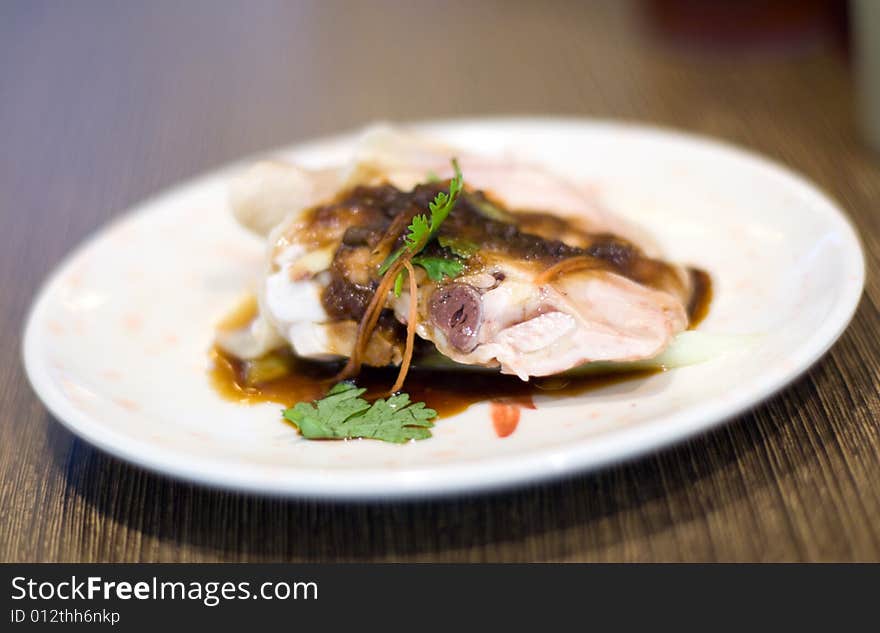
[40, 365, 831, 562]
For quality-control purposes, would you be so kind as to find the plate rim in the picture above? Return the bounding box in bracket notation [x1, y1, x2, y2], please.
[21, 116, 867, 500]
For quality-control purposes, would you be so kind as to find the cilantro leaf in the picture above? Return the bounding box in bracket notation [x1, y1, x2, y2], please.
[282, 382, 436, 443]
[392, 253, 464, 296]
[343, 392, 435, 442]
[411, 255, 464, 281]
[378, 158, 464, 275]
[423, 158, 463, 240]
[403, 214, 431, 252]
[283, 381, 371, 439]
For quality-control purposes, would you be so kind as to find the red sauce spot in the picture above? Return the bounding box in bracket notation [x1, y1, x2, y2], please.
[491, 402, 521, 438]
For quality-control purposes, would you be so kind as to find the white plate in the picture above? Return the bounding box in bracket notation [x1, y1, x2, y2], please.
[22, 118, 865, 499]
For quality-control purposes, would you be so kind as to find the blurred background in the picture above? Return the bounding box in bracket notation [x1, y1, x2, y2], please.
[1, 0, 877, 288]
[2, 0, 880, 562]
[7, 0, 877, 356]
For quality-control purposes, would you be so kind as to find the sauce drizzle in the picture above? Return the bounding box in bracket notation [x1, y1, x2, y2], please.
[210, 346, 661, 419]
[687, 268, 712, 329]
[209, 264, 711, 428]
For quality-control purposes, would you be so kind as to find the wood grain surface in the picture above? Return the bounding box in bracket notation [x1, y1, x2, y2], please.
[1, 0, 878, 562]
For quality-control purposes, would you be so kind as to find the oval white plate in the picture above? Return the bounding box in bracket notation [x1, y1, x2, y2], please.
[23, 118, 865, 499]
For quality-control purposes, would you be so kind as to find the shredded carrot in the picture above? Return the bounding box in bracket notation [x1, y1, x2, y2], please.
[390, 260, 418, 393]
[336, 205, 418, 383]
[335, 256, 407, 382]
[535, 255, 604, 284]
[371, 207, 415, 266]
[336, 171, 460, 391]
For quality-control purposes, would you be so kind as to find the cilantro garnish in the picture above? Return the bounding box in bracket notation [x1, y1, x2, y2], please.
[410, 158, 464, 249]
[378, 158, 465, 276]
[411, 255, 464, 281]
[282, 382, 436, 443]
[392, 254, 465, 297]
[403, 214, 432, 252]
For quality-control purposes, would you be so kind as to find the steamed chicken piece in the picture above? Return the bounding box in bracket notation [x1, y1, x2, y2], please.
[217, 124, 697, 377]
[381, 189, 692, 378]
[257, 184, 409, 366]
[395, 260, 689, 379]
[241, 177, 694, 378]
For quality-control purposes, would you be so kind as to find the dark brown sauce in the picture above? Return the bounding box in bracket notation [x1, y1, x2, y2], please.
[209, 346, 661, 418]
[315, 183, 696, 328]
[687, 268, 712, 329]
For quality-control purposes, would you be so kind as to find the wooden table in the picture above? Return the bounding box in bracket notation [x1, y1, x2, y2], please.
[2, 1, 878, 562]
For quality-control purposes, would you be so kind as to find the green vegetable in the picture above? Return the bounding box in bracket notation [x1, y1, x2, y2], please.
[243, 351, 293, 385]
[438, 235, 479, 258]
[393, 270, 405, 297]
[282, 382, 436, 443]
[469, 194, 515, 223]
